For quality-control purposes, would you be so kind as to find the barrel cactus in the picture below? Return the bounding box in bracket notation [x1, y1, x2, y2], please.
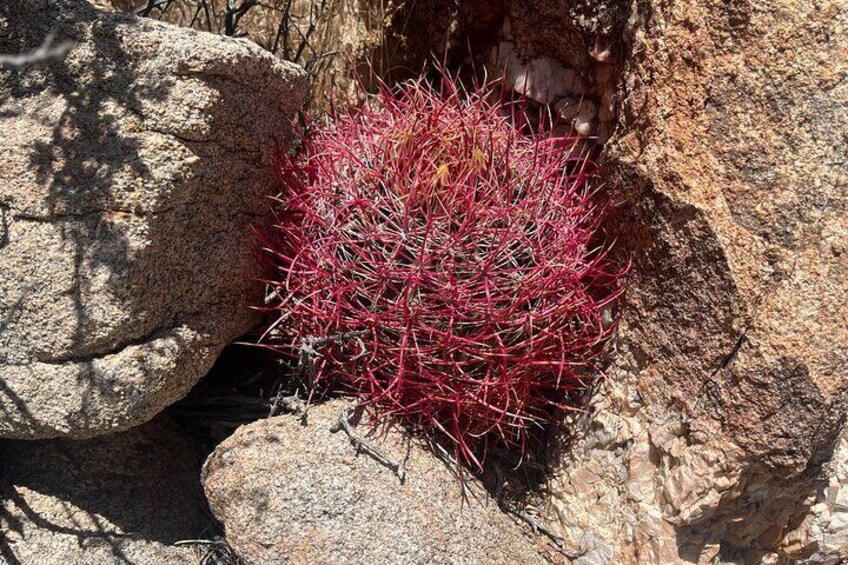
[258, 73, 625, 467]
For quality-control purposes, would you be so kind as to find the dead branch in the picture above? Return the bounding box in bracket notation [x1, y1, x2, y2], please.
[224, 0, 260, 37]
[0, 33, 74, 68]
[490, 462, 587, 559]
[330, 406, 406, 482]
[297, 330, 367, 387]
[136, 0, 167, 16]
[268, 391, 306, 418]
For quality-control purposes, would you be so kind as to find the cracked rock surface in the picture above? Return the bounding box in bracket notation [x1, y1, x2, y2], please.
[202, 399, 547, 565]
[0, 0, 307, 438]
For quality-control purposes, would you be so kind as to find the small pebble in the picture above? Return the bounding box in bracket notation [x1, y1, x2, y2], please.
[511, 58, 554, 104]
[574, 102, 597, 136]
[553, 99, 598, 137]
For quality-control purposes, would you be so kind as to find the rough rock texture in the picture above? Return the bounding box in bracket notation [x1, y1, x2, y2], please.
[202, 400, 547, 565]
[0, 415, 213, 564]
[507, 1, 628, 75]
[481, 1, 623, 143]
[93, 0, 385, 112]
[780, 425, 848, 563]
[0, 0, 307, 438]
[383, 0, 455, 78]
[492, 43, 612, 140]
[510, 0, 848, 563]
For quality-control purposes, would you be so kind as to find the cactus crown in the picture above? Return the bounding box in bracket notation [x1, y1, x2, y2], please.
[258, 72, 625, 468]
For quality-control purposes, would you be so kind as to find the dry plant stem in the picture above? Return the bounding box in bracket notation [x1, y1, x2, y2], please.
[0, 33, 74, 67]
[136, 0, 330, 67]
[268, 391, 306, 418]
[267, 330, 367, 421]
[268, 0, 328, 64]
[175, 537, 243, 565]
[330, 407, 407, 482]
[297, 331, 367, 387]
[501, 502, 570, 550]
[430, 437, 571, 552]
[501, 499, 588, 559]
[136, 0, 169, 16]
[490, 461, 587, 558]
[223, 0, 259, 37]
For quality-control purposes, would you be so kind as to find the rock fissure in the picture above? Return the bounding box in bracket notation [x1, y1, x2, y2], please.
[31, 322, 176, 366]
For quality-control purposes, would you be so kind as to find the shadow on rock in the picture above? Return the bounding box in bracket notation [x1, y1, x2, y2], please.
[0, 415, 214, 565]
[0, 0, 307, 439]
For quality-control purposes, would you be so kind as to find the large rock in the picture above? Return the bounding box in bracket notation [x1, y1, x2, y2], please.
[498, 0, 847, 563]
[0, 415, 213, 564]
[202, 400, 547, 565]
[0, 1, 307, 438]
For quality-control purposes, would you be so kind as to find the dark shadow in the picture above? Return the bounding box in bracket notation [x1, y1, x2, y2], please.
[2, 0, 167, 355]
[0, 4, 295, 560]
[168, 342, 286, 454]
[672, 393, 848, 563]
[599, 86, 847, 564]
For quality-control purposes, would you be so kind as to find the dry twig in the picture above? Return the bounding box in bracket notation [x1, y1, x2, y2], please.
[175, 536, 243, 565]
[268, 391, 306, 418]
[490, 462, 588, 559]
[330, 406, 406, 482]
[0, 33, 74, 67]
[297, 331, 367, 387]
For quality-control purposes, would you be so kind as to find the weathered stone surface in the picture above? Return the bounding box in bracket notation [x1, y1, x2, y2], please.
[508, 1, 628, 74]
[780, 425, 848, 564]
[0, 0, 307, 438]
[498, 0, 848, 563]
[0, 415, 212, 564]
[202, 400, 547, 565]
